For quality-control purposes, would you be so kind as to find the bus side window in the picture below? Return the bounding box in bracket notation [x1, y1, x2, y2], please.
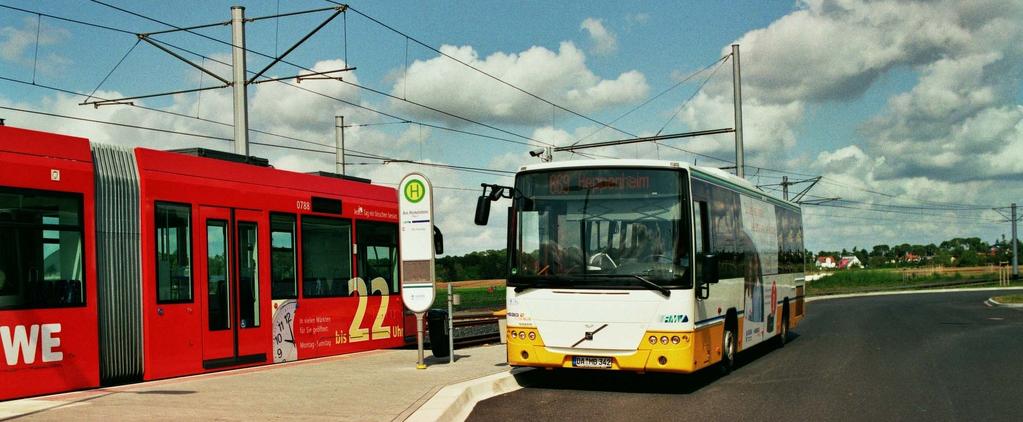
[694, 201, 710, 281]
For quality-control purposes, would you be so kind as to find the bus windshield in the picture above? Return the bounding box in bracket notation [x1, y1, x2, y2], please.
[511, 168, 691, 289]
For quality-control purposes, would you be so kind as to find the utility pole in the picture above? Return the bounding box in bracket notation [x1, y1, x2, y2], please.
[1013, 203, 1018, 279]
[231, 6, 250, 156]
[335, 116, 345, 175]
[732, 44, 744, 179]
[782, 176, 789, 201]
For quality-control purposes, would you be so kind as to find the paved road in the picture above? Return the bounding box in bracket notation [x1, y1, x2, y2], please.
[469, 290, 1023, 422]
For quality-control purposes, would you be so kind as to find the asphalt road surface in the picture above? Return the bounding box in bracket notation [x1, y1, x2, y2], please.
[469, 290, 1023, 422]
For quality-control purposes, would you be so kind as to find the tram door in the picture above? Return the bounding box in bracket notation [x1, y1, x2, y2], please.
[198, 206, 267, 369]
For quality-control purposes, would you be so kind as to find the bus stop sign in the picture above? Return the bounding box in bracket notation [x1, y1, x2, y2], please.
[399, 173, 435, 313]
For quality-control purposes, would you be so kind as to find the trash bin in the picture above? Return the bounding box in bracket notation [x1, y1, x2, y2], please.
[427, 309, 450, 358]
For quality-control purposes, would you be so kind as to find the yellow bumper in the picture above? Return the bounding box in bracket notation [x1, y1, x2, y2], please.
[506, 325, 725, 374]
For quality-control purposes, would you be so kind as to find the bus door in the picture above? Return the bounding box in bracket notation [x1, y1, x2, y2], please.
[198, 206, 267, 369]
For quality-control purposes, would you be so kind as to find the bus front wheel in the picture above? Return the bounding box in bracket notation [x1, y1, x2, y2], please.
[719, 326, 736, 375]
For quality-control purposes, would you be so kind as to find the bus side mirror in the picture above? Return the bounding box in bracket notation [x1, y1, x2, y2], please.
[474, 195, 491, 225]
[701, 254, 719, 284]
[433, 226, 444, 255]
[697, 278, 710, 300]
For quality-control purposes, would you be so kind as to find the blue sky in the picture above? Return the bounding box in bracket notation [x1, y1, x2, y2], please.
[2, 0, 1022, 256]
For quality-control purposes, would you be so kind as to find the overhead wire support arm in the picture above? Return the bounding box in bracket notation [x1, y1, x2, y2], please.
[553, 128, 734, 153]
[249, 67, 356, 85]
[139, 20, 229, 37]
[295, 67, 355, 83]
[79, 35, 231, 107]
[81, 85, 227, 108]
[798, 197, 841, 206]
[791, 177, 821, 203]
[139, 35, 230, 85]
[247, 5, 347, 85]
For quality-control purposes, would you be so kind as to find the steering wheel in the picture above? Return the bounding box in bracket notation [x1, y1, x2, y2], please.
[588, 252, 618, 269]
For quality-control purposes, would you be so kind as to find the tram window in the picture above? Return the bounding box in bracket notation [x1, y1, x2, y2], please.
[301, 216, 352, 298]
[156, 203, 193, 303]
[207, 221, 229, 330]
[357, 221, 399, 295]
[271, 214, 297, 299]
[238, 222, 259, 328]
[0, 188, 85, 310]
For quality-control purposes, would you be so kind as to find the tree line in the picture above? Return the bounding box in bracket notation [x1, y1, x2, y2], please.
[435, 249, 507, 281]
[436, 236, 1020, 281]
[812, 236, 1021, 268]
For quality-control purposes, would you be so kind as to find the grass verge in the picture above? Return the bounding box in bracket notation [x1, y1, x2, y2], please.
[806, 268, 1013, 296]
[993, 294, 1023, 304]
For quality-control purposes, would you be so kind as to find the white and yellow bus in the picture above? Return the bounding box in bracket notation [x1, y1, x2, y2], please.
[475, 159, 805, 374]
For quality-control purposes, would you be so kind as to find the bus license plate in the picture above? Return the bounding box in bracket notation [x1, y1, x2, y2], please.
[572, 356, 612, 368]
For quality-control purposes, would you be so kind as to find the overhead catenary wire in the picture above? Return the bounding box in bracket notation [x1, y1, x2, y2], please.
[571, 55, 730, 146]
[3, 71, 522, 174]
[85, 39, 140, 103]
[0, 104, 520, 176]
[656, 55, 730, 136]
[328, 1, 638, 140]
[0, 3, 542, 151]
[8, 3, 1004, 217]
[85, 0, 553, 148]
[0, 75, 384, 158]
[147, 37, 541, 148]
[0, 3, 136, 35]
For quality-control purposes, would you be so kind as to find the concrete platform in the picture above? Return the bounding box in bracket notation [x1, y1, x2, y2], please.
[0, 344, 510, 421]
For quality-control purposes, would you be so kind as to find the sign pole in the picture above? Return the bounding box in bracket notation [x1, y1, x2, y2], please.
[416, 312, 426, 369]
[448, 283, 454, 363]
[399, 173, 437, 369]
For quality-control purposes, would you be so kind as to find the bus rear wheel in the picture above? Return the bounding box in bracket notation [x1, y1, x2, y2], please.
[777, 307, 789, 348]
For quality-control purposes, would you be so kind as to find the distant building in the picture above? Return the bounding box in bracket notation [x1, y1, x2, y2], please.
[837, 256, 863, 269]
[816, 256, 837, 269]
[904, 252, 921, 263]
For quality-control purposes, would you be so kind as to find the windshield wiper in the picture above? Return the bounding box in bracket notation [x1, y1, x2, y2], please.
[632, 275, 671, 297]
[509, 275, 569, 293]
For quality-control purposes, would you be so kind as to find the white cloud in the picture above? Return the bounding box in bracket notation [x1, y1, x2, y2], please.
[1, 56, 515, 256]
[675, 0, 1023, 179]
[659, 0, 1023, 252]
[580, 18, 617, 56]
[390, 42, 648, 127]
[0, 17, 71, 75]
[625, 13, 650, 26]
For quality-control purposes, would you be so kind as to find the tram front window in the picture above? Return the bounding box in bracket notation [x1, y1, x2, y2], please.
[511, 168, 691, 290]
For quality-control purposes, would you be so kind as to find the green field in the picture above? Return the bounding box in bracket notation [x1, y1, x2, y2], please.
[427, 269, 1013, 309]
[806, 268, 1006, 296]
[433, 285, 507, 311]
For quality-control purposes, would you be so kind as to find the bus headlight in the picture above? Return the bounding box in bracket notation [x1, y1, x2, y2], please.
[671, 336, 680, 345]
[528, 332, 536, 341]
[660, 336, 669, 345]
[648, 335, 657, 345]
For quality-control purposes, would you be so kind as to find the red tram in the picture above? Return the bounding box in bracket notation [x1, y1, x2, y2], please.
[0, 126, 416, 400]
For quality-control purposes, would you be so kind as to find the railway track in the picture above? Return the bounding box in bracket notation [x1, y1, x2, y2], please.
[424, 310, 504, 349]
